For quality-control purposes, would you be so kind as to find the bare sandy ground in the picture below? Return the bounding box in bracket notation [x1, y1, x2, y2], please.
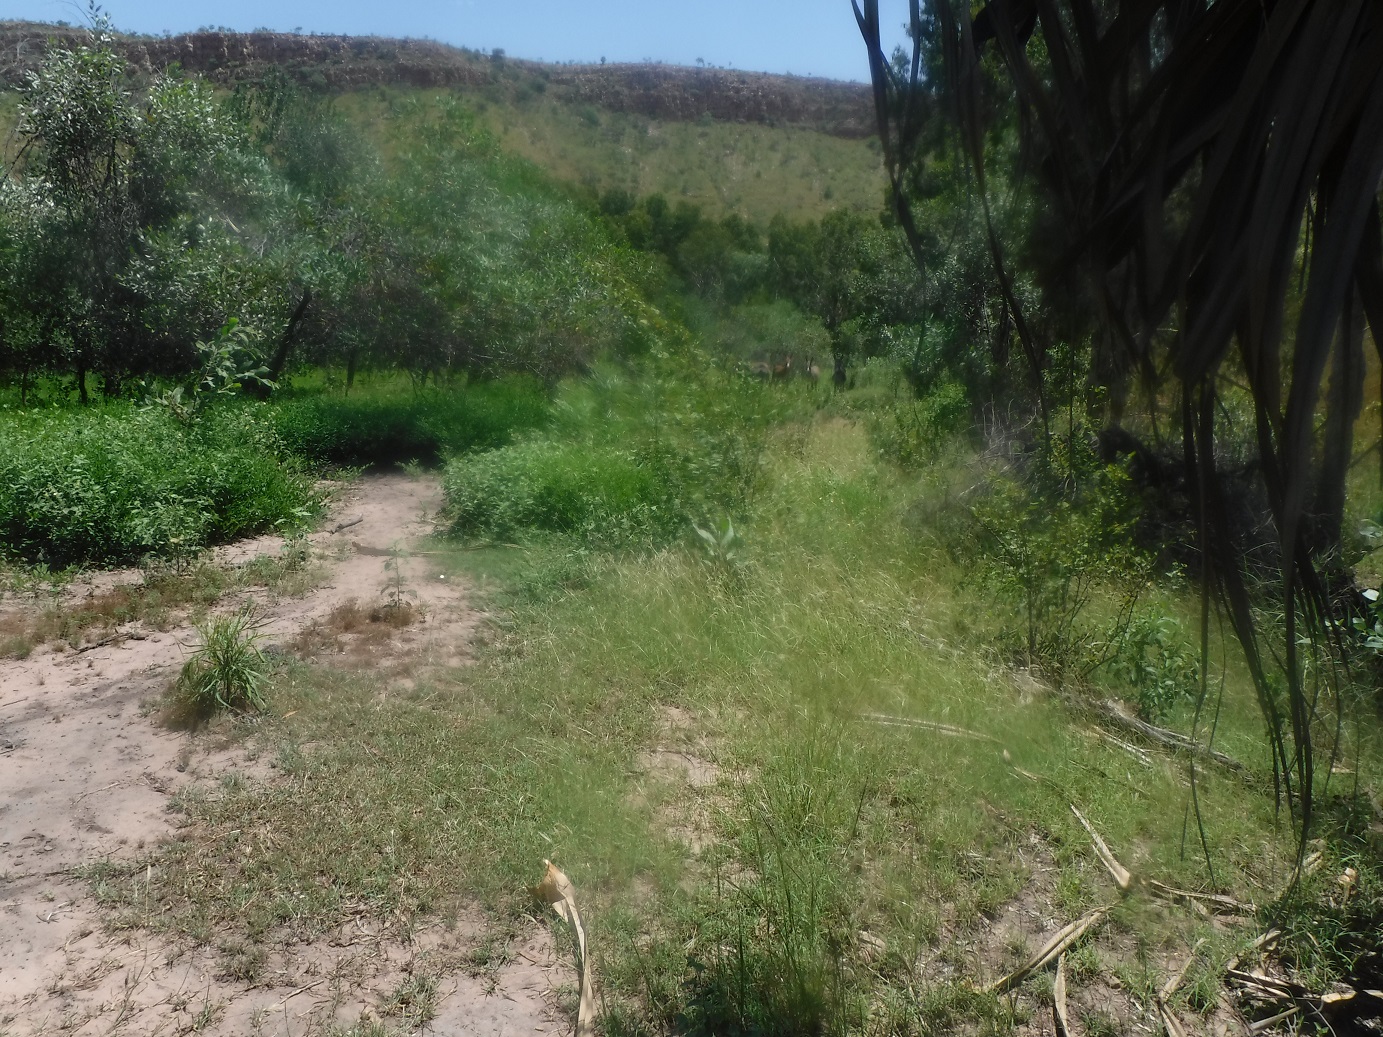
[0, 473, 567, 1036]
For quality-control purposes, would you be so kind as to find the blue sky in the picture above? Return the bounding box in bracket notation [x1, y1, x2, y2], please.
[6, 1, 901, 82]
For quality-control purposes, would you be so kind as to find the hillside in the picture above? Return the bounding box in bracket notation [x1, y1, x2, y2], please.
[0, 21, 884, 221]
[0, 22, 873, 136]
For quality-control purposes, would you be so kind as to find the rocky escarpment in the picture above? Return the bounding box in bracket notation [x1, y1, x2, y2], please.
[0, 21, 875, 138]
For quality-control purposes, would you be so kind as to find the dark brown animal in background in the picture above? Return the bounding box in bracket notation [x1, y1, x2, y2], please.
[747, 355, 796, 381]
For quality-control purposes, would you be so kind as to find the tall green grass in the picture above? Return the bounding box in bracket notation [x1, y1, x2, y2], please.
[0, 405, 315, 566]
[108, 416, 1358, 1036]
[442, 357, 804, 544]
[269, 377, 551, 467]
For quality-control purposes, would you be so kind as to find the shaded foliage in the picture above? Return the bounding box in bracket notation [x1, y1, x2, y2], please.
[857, 0, 1383, 835]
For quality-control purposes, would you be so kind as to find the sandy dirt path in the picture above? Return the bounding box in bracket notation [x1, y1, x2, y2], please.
[0, 473, 565, 1036]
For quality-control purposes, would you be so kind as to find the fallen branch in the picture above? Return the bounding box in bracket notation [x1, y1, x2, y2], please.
[1091, 727, 1154, 767]
[1224, 966, 1383, 1030]
[1223, 930, 1280, 973]
[1070, 804, 1132, 890]
[1154, 941, 1203, 1037]
[1248, 1006, 1299, 1033]
[987, 907, 1109, 994]
[329, 516, 364, 535]
[1092, 699, 1250, 776]
[1156, 998, 1188, 1037]
[1161, 941, 1204, 1002]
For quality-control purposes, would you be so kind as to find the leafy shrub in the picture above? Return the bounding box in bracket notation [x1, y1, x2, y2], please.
[271, 378, 550, 467]
[963, 441, 1152, 676]
[1101, 609, 1200, 720]
[444, 357, 783, 547]
[0, 405, 315, 566]
[444, 440, 672, 544]
[175, 611, 270, 715]
[868, 379, 970, 467]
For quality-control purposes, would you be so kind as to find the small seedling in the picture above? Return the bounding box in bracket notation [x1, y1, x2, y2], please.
[379, 541, 418, 620]
[693, 516, 744, 569]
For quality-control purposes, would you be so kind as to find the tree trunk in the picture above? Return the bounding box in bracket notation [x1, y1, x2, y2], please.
[76, 364, 88, 406]
[249, 289, 312, 399]
[1312, 291, 1365, 563]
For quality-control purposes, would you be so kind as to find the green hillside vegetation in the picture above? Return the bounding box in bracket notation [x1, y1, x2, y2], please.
[472, 95, 884, 222]
[330, 86, 885, 224]
[1, 13, 1381, 1037]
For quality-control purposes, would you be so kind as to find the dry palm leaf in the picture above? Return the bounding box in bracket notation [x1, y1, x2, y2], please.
[1070, 804, 1133, 891]
[988, 907, 1109, 994]
[1154, 941, 1203, 1037]
[1053, 953, 1072, 1037]
[1146, 880, 1250, 916]
[536, 859, 596, 1037]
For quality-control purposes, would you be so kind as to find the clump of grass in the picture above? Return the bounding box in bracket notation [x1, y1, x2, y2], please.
[175, 611, 271, 715]
[271, 377, 550, 467]
[292, 598, 419, 663]
[382, 973, 438, 1026]
[0, 548, 323, 656]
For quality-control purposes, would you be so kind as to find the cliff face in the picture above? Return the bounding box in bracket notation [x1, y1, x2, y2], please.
[0, 22, 874, 139]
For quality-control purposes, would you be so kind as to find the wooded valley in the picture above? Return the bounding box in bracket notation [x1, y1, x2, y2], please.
[0, 5, 1380, 1035]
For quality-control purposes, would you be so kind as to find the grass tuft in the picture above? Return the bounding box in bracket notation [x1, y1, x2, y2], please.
[174, 611, 272, 717]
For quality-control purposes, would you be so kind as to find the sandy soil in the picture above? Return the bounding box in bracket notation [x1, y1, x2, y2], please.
[0, 473, 567, 1035]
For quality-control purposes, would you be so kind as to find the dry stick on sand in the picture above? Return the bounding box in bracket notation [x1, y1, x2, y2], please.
[329, 516, 364, 535]
[536, 860, 596, 1037]
[987, 907, 1110, 994]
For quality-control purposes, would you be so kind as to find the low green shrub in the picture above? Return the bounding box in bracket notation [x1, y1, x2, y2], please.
[270, 378, 550, 467]
[962, 438, 1152, 677]
[0, 405, 315, 566]
[443, 357, 784, 547]
[1101, 608, 1200, 721]
[868, 379, 970, 467]
[444, 440, 673, 543]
